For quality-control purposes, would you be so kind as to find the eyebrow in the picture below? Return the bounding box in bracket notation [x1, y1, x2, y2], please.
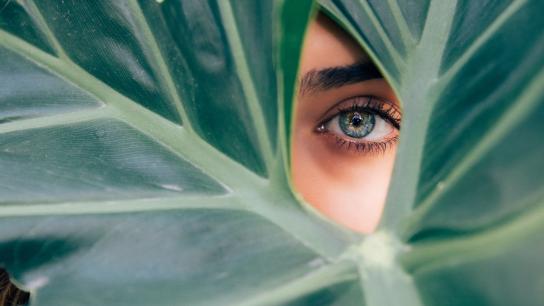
[298, 61, 383, 96]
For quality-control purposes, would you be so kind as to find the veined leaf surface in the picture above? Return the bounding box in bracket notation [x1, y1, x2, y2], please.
[1, 0, 543, 305]
[321, 0, 544, 305]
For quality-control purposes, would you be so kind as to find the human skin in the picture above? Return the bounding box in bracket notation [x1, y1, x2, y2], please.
[292, 13, 401, 233]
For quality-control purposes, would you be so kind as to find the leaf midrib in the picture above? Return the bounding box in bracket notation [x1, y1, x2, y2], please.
[0, 195, 241, 217]
[380, 0, 459, 231]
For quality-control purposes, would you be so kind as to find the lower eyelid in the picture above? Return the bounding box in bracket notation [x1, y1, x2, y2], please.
[317, 131, 399, 155]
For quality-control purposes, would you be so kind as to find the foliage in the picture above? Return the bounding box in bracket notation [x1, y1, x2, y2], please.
[0, 0, 543, 305]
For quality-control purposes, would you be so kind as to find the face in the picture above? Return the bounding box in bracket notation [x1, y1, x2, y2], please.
[292, 13, 401, 233]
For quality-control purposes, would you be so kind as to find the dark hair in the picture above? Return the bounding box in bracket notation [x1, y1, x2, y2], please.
[0, 269, 29, 306]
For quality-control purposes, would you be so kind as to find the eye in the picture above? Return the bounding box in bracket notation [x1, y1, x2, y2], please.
[328, 109, 395, 141]
[315, 96, 401, 153]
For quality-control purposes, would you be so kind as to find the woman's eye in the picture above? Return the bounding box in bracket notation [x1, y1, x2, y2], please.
[314, 96, 401, 154]
[326, 110, 394, 141]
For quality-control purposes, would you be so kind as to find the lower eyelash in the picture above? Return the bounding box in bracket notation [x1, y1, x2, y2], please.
[328, 133, 399, 155]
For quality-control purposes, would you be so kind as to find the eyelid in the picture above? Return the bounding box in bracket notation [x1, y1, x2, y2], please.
[322, 133, 400, 155]
[317, 95, 401, 129]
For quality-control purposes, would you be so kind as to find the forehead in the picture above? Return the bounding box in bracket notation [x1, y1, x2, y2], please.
[299, 13, 368, 74]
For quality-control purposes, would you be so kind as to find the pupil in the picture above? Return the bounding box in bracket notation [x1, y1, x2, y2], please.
[351, 113, 363, 127]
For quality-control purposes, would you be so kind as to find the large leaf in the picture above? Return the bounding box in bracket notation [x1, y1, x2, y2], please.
[1, 0, 543, 305]
[0, 1, 359, 305]
[320, 0, 544, 305]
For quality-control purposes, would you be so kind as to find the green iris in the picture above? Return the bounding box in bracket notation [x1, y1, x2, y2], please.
[339, 111, 375, 138]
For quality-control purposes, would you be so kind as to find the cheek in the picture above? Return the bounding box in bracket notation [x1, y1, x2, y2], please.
[292, 130, 397, 233]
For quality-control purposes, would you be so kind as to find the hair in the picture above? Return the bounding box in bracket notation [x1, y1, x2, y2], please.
[0, 269, 29, 306]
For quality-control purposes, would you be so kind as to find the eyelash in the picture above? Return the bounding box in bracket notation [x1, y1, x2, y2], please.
[315, 96, 401, 154]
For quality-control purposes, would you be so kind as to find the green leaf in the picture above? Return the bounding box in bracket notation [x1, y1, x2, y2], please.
[0, 1, 358, 305]
[321, 0, 544, 305]
[1, 0, 543, 305]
